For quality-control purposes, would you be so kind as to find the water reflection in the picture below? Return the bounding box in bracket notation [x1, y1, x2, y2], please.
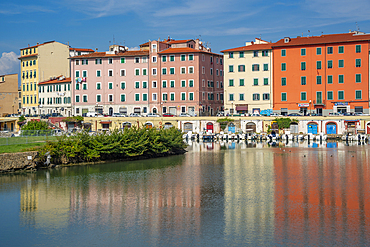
[0, 141, 370, 246]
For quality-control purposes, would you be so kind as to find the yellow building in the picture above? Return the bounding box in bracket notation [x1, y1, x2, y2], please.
[19, 41, 70, 115]
[0, 73, 19, 116]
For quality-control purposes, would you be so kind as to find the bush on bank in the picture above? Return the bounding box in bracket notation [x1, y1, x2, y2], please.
[37, 127, 187, 165]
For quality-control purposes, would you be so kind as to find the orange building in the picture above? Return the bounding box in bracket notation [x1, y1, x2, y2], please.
[273, 31, 370, 116]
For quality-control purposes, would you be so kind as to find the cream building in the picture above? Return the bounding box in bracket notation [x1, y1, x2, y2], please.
[221, 39, 273, 115]
[0, 73, 19, 116]
[19, 41, 70, 115]
[38, 76, 72, 116]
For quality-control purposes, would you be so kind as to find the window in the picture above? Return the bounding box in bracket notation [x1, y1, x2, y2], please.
[355, 90, 362, 99]
[252, 64, 259, 71]
[263, 64, 268, 71]
[142, 68, 147, 76]
[181, 67, 186, 74]
[152, 93, 157, 101]
[83, 95, 87, 102]
[262, 50, 268, 56]
[317, 61, 322, 69]
[135, 94, 140, 101]
[170, 67, 175, 74]
[229, 79, 234, 86]
[301, 62, 306, 71]
[356, 74, 361, 83]
[253, 93, 260, 101]
[281, 63, 286, 71]
[108, 82, 113, 89]
[181, 80, 186, 87]
[135, 69, 140, 76]
[121, 94, 126, 102]
[339, 59, 344, 68]
[356, 45, 361, 53]
[301, 48, 306, 56]
[83, 83, 87, 90]
[338, 46, 344, 54]
[229, 52, 234, 58]
[229, 93, 234, 101]
[263, 93, 270, 100]
[239, 51, 244, 58]
[162, 68, 167, 75]
[82, 71, 87, 77]
[229, 65, 234, 72]
[152, 44, 157, 52]
[327, 47, 333, 54]
[152, 81, 157, 88]
[327, 91, 333, 100]
[169, 80, 174, 88]
[120, 57, 125, 63]
[239, 79, 244, 86]
[301, 76, 306, 85]
[108, 70, 113, 76]
[120, 69, 126, 76]
[281, 77, 287, 86]
[253, 78, 258, 86]
[170, 55, 175, 61]
[327, 60, 333, 69]
[316, 47, 321, 55]
[281, 49, 286, 56]
[96, 95, 101, 102]
[338, 75, 344, 84]
[316, 76, 322, 85]
[142, 93, 147, 101]
[152, 68, 157, 75]
[181, 93, 186, 101]
[142, 81, 147, 89]
[75, 95, 80, 102]
[120, 82, 125, 89]
[96, 70, 101, 77]
[316, 92, 322, 104]
[75, 60, 79, 65]
[264, 78, 269, 85]
[75, 83, 79, 90]
[189, 92, 194, 101]
[152, 56, 157, 63]
[338, 91, 344, 100]
[189, 54, 194, 61]
[253, 51, 258, 57]
[162, 81, 167, 88]
[327, 75, 333, 84]
[356, 59, 361, 67]
[281, 92, 287, 101]
[75, 71, 80, 77]
[189, 80, 194, 87]
[135, 57, 140, 63]
[181, 54, 186, 61]
[188, 67, 194, 74]
[82, 59, 88, 65]
[162, 56, 167, 62]
[238, 65, 245, 72]
[136, 81, 140, 88]
[239, 93, 244, 101]
[301, 92, 307, 101]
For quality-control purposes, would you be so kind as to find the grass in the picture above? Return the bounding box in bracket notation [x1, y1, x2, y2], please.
[0, 143, 47, 154]
[0, 136, 57, 145]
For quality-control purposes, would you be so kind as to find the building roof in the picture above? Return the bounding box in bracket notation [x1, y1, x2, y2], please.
[20, 41, 55, 50]
[39, 76, 71, 85]
[70, 50, 149, 59]
[221, 43, 272, 53]
[69, 48, 95, 52]
[158, 47, 221, 56]
[273, 32, 370, 47]
[168, 39, 193, 44]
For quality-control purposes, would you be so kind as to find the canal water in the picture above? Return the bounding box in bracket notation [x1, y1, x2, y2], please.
[1, 141, 370, 246]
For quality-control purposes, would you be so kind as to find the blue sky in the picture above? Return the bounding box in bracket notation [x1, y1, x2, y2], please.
[1, 0, 370, 76]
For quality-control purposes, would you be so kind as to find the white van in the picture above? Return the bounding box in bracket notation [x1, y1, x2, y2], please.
[86, 112, 98, 117]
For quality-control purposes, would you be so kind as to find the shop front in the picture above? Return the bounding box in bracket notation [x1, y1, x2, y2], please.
[333, 102, 350, 114]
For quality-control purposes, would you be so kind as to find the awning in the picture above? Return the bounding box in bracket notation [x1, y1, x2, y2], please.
[100, 121, 112, 124]
[236, 106, 248, 111]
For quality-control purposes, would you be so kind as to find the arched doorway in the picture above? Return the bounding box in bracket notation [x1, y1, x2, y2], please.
[206, 122, 214, 133]
[367, 122, 370, 134]
[246, 122, 256, 133]
[290, 122, 298, 134]
[152, 108, 157, 114]
[109, 107, 113, 116]
[164, 122, 173, 129]
[145, 122, 153, 129]
[184, 122, 193, 132]
[122, 122, 132, 129]
[228, 123, 235, 133]
[326, 122, 337, 134]
[307, 122, 318, 134]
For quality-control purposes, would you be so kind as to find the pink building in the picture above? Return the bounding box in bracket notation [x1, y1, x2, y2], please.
[143, 38, 224, 116]
[70, 45, 150, 116]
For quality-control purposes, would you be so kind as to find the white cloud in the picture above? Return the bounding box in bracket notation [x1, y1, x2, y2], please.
[128, 46, 139, 51]
[0, 52, 19, 75]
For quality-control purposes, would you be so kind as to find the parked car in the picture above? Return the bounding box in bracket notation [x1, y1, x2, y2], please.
[287, 113, 302, 116]
[250, 113, 261, 117]
[163, 113, 175, 117]
[112, 113, 127, 117]
[356, 112, 369, 116]
[129, 113, 141, 117]
[146, 113, 160, 117]
[86, 112, 98, 117]
[51, 113, 63, 117]
[343, 112, 357, 116]
[179, 113, 190, 117]
[269, 112, 281, 117]
[328, 112, 342, 116]
[216, 111, 225, 117]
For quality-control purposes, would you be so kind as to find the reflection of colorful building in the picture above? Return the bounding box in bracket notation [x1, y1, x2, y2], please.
[274, 149, 370, 245]
[223, 148, 275, 243]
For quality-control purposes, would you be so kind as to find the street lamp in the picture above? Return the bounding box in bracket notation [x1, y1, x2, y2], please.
[309, 100, 312, 115]
[231, 102, 234, 116]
